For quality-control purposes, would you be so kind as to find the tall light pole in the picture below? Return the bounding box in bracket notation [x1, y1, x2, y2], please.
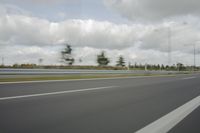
[167, 27, 171, 66]
[38, 58, 43, 66]
[193, 43, 196, 71]
[184, 43, 197, 71]
[154, 27, 172, 66]
[1, 57, 4, 66]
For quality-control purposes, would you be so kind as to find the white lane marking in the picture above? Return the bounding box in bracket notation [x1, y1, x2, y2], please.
[0, 75, 175, 85]
[182, 77, 196, 80]
[135, 95, 200, 133]
[0, 86, 117, 101]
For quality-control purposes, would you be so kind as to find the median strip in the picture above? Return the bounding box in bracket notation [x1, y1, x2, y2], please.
[135, 95, 200, 133]
[0, 74, 176, 84]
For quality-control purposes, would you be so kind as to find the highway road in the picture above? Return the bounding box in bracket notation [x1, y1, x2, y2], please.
[0, 74, 200, 133]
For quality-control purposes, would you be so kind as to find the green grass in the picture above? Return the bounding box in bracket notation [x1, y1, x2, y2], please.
[0, 74, 177, 82]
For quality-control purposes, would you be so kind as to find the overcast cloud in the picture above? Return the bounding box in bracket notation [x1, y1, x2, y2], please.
[1, 1, 200, 66]
[105, 0, 200, 21]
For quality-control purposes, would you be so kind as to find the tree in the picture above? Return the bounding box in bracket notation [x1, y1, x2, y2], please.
[177, 63, 184, 71]
[97, 51, 110, 66]
[61, 44, 75, 66]
[38, 58, 43, 66]
[116, 55, 125, 67]
[161, 64, 165, 70]
[157, 64, 161, 70]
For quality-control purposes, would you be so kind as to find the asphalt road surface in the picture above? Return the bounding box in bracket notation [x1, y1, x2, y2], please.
[0, 74, 200, 133]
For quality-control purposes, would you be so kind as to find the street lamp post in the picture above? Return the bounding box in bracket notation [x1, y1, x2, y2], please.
[1, 57, 4, 66]
[184, 43, 198, 72]
[193, 43, 196, 71]
[167, 27, 171, 66]
[154, 26, 172, 66]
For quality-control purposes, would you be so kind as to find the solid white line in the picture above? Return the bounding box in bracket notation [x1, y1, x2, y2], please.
[182, 77, 196, 80]
[0, 86, 117, 101]
[0, 75, 175, 85]
[135, 95, 200, 133]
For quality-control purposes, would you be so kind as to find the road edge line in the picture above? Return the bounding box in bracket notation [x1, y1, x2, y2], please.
[135, 95, 200, 133]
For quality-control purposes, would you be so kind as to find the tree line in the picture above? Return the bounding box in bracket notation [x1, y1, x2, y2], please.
[1, 44, 199, 71]
[59, 44, 199, 71]
[61, 44, 126, 67]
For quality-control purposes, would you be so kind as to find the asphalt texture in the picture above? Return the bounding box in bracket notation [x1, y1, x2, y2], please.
[0, 74, 200, 133]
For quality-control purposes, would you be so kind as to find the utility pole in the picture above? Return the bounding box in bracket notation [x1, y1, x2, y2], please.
[38, 58, 43, 66]
[145, 63, 148, 71]
[1, 57, 4, 66]
[167, 27, 171, 66]
[154, 25, 173, 66]
[193, 43, 196, 71]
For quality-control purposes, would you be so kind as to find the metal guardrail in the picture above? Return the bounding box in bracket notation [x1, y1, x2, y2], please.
[0, 68, 179, 75]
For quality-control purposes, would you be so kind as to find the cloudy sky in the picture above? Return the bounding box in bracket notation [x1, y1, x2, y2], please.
[1, 0, 200, 66]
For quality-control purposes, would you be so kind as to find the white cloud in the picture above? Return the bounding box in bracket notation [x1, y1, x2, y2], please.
[0, 4, 31, 18]
[105, 0, 200, 22]
[1, 0, 78, 5]
[1, 4, 200, 66]
[57, 12, 66, 19]
[140, 21, 200, 54]
[0, 11, 142, 49]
